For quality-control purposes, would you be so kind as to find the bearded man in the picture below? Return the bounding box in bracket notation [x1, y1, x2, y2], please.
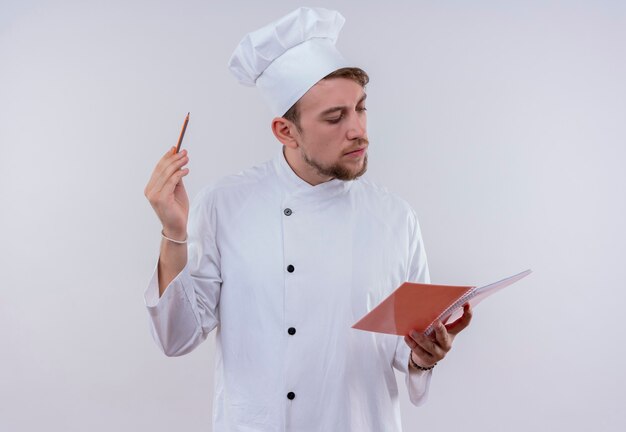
[143, 7, 471, 432]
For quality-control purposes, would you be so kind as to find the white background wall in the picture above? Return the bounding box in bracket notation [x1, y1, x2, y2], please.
[1, 0, 624, 431]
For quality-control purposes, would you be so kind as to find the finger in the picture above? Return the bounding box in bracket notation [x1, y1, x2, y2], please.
[410, 330, 446, 359]
[166, 167, 190, 195]
[174, 168, 190, 184]
[152, 151, 190, 196]
[433, 321, 452, 351]
[152, 147, 184, 182]
[405, 335, 434, 361]
[174, 171, 189, 188]
[146, 148, 188, 197]
[404, 335, 417, 351]
[446, 303, 473, 336]
[157, 148, 188, 182]
[146, 165, 189, 210]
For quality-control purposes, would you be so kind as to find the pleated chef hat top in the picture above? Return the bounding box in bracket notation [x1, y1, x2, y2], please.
[228, 7, 351, 117]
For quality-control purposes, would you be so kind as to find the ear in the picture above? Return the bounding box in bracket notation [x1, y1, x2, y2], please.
[271, 117, 299, 149]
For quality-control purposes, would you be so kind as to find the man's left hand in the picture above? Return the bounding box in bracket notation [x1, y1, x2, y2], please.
[404, 303, 473, 369]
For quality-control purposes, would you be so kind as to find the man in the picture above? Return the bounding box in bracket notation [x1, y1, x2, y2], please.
[143, 7, 472, 431]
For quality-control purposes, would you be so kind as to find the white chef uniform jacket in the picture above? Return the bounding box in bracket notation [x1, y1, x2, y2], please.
[145, 148, 432, 431]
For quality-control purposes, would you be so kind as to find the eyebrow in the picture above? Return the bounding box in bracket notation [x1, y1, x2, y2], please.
[318, 93, 367, 117]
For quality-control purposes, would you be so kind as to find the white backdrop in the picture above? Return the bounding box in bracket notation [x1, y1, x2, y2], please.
[1, 1, 625, 431]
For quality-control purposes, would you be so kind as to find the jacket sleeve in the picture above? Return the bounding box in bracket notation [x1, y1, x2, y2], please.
[143, 187, 222, 357]
[392, 208, 432, 406]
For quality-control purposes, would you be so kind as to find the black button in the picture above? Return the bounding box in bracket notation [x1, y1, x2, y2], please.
[287, 392, 295, 400]
[287, 265, 295, 273]
[284, 208, 292, 216]
[288, 327, 296, 335]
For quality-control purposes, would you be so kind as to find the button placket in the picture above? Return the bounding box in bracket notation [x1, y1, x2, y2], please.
[282, 197, 303, 409]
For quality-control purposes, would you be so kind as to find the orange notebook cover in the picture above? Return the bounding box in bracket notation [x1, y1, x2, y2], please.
[352, 269, 532, 336]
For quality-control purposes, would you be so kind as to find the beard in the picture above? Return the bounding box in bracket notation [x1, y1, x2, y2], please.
[300, 140, 369, 181]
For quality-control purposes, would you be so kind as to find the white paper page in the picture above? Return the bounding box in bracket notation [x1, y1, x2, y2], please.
[444, 269, 532, 325]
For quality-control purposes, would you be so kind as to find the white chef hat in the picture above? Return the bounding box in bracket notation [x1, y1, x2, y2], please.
[228, 7, 352, 117]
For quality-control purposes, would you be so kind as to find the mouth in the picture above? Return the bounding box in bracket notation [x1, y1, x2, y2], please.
[344, 147, 367, 157]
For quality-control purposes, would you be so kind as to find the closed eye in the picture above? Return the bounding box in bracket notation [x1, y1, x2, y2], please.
[326, 107, 367, 124]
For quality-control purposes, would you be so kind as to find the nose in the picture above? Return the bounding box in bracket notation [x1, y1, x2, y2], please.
[346, 111, 367, 140]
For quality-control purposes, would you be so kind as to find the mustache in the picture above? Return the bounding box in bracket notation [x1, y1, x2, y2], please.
[344, 138, 369, 154]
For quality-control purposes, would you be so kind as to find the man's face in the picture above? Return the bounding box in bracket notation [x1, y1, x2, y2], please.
[291, 77, 369, 182]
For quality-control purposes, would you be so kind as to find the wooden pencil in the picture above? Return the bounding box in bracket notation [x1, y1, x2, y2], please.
[174, 112, 190, 154]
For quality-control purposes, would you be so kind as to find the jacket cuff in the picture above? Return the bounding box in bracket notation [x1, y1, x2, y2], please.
[396, 338, 432, 406]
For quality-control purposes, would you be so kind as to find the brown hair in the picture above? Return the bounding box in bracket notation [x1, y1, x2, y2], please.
[282, 67, 369, 132]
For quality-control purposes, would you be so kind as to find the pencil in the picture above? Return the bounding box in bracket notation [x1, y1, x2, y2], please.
[174, 112, 190, 154]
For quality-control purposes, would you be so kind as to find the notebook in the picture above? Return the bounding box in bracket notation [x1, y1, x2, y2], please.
[352, 269, 532, 336]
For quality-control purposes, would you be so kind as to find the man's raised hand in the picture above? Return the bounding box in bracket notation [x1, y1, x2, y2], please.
[144, 146, 190, 240]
